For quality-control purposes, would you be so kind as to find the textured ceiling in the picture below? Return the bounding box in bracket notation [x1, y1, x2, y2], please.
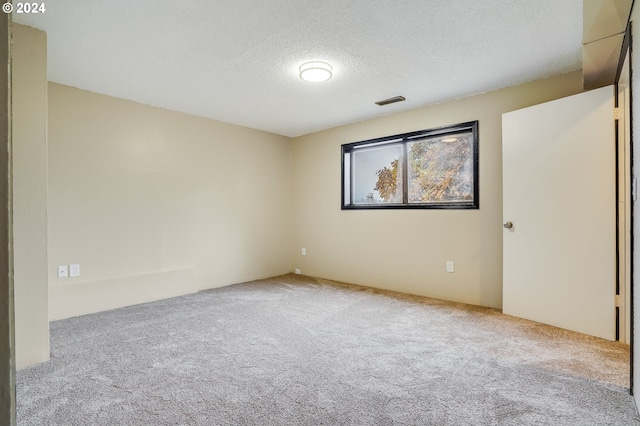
[14, 0, 583, 137]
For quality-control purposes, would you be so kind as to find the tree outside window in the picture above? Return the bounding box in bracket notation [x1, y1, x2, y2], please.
[342, 121, 478, 210]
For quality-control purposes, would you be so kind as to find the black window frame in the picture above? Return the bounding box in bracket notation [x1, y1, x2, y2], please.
[341, 120, 479, 210]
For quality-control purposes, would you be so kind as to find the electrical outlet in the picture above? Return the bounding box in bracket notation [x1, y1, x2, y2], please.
[301, 248, 306, 256]
[446, 261, 454, 273]
[57, 265, 68, 278]
[295, 269, 301, 274]
[70, 264, 80, 277]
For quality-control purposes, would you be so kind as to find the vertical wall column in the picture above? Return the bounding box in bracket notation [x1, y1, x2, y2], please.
[582, 0, 633, 89]
[12, 24, 49, 368]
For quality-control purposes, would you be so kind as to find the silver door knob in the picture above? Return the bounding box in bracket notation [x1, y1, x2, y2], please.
[503, 221, 513, 229]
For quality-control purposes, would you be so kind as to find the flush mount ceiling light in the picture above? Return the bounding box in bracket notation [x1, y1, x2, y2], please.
[299, 61, 332, 82]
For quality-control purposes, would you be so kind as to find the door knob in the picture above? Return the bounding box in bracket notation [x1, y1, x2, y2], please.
[503, 221, 513, 229]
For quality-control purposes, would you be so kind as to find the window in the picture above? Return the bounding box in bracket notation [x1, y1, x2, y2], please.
[342, 121, 478, 209]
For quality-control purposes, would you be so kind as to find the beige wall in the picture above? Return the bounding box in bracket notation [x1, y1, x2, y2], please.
[291, 71, 583, 309]
[48, 83, 293, 320]
[12, 24, 49, 368]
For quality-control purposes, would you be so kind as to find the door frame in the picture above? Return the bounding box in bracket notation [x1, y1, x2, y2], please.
[0, 9, 15, 426]
[615, 22, 634, 394]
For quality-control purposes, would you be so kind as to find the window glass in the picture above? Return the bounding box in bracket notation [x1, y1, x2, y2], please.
[352, 144, 403, 204]
[341, 121, 478, 210]
[407, 132, 474, 204]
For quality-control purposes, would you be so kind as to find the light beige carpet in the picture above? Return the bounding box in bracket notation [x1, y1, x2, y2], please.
[17, 274, 639, 425]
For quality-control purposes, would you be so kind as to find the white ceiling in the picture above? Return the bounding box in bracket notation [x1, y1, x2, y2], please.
[14, 0, 583, 137]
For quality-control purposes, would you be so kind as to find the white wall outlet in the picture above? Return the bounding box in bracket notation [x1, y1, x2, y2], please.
[57, 265, 68, 278]
[294, 269, 301, 274]
[301, 248, 306, 256]
[446, 261, 454, 273]
[70, 264, 80, 277]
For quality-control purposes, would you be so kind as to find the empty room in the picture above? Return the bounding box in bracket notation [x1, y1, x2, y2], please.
[3, 0, 640, 424]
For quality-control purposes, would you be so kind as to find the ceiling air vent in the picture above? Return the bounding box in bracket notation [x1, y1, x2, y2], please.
[375, 96, 406, 106]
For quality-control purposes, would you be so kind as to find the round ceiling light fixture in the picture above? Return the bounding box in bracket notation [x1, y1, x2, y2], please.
[299, 61, 333, 82]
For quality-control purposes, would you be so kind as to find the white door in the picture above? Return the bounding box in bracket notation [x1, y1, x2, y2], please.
[502, 85, 616, 341]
